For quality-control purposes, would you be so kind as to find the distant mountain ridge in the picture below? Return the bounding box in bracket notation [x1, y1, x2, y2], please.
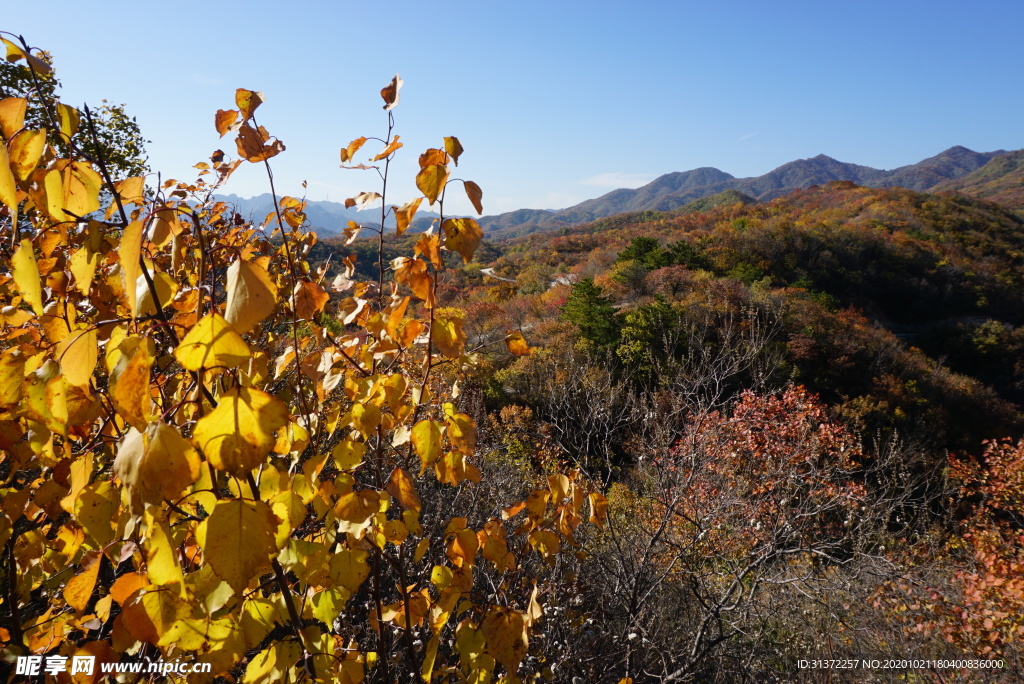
[217, 146, 1016, 238]
[480, 145, 1011, 237]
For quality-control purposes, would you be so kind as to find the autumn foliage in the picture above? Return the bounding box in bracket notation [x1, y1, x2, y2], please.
[0, 35, 605, 683]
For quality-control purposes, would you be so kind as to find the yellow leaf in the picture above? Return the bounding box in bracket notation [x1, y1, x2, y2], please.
[333, 439, 366, 471]
[463, 180, 483, 214]
[329, 548, 370, 592]
[197, 499, 281, 595]
[393, 197, 422, 236]
[0, 38, 52, 75]
[505, 331, 531, 356]
[109, 335, 155, 430]
[385, 467, 422, 512]
[235, 88, 265, 121]
[481, 608, 528, 673]
[143, 510, 185, 587]
[114, 422, 201, 511]
[68, 246, 100, 295]
[444, 405, 477, 455]
[589, 492, 608, 530]
[243, 640, 302, 684]
[56, 103, 80, 141]
[56, 327, 97, 388]
[114, 176, 145, 206]
[340, 136, 368, 164]
[349, 402, 381, 439]
[548, 474, 570, 503]
[225, 259, 278, 334]
[431, 316, 466, 359]
[444, 136, 464, 166]
[159, 618, 244, 674]
[441, 217, 483, 264]
[435, 451, 481, 486]
[0, 142, 17, 223]
[0, 97, 27, 138]
[120, 585, 189, 645]
[11, 238, 43, 315]
[215, 109, 240, 137]
[8, 128, 46, 181]
[53, 160, 102, 220]
[416, 164, 449, 205]
[174, 312, 251, 371]
[0, 348, 25, 408]
[380, 74, 403, 111]
[119, 220, 144, 316]
[412, 420, 444, 473]
[335, 489, 382, 538]
[529, 530, 561, 560]
[447, 528, 478, 568]
[240, 598, 280, 648]
[415, 233, 443, 269]
[193, 387, 289, 478]
[63, 552, 101, 615]
[75, 480, 117, 547]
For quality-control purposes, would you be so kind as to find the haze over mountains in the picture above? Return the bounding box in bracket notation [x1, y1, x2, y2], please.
[218, 146, 1018, 239]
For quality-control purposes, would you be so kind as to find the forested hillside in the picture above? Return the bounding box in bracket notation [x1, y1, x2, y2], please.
[2, 33, 1024, 684]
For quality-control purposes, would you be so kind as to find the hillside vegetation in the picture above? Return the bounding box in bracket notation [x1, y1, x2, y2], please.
[3, 33, 1024, 684]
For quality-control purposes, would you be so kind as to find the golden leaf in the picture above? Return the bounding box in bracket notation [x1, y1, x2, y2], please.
[435, 451, 482, 486]
[56, 103, 80, 141]
[340, 136, 368, 164]
[589, 492, 608, 529]
[193, 387, 289, 478]
[0, 142, 17, 223]
[394, 197, 422, 236]
[335, 489, 382, 538]
[441, 217, 483, 264]
[349, 402, 381, 439]
[385, 467, 422, 512]
[114, 422, 201, 511]
[416, 164, 449, 205]
[444, 136, 464, 166]
[463, 180, 483, 214]
[119, 220, 144, 316]
[328, 548, 370, 592]
[505, 331, 531, 356]
[0, 97, 27, 138]
[143, 510, 185, 587]
[174, 313, 251, 371]
[444, 404, 477, 455]
[412, 420, 444, 473]
[215, 109, 240, 137]
[481, 608, 528, 674]
[292, 280, 330, 320]
[51, 160, 102, 220]
[8, 129, 46, 181]
[120, 585, 189, 645]
[235, 123, 284, 162]
[235, 88, 265, 121]
[197, 499, 281, 595]
[225, 259, 278, 334]
[56, 327, 97, 388]
[63, 552, 101, 615]
[11, 238, 43, 316]
[332, 439, 366, 471]
[418, 148, 450, 168]
[370, 134, 403, 162]
[109, 335, 155, 430]
[548, 474, 570, 503]
[431, 316, 466, 359]
[114, 176, 145, 206]
[380, 74, 403, 111]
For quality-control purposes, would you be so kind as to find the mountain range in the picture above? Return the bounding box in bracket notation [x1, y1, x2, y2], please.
[216, 146, 1019, 239]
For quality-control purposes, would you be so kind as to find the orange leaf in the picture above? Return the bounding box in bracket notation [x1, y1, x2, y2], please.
[463, 180, 483, 214]
[292, 280, 330, 319]
[215, 109, 240, 137]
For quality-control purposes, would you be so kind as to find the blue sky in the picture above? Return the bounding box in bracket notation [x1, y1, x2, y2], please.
[4, 1, 1023, 215]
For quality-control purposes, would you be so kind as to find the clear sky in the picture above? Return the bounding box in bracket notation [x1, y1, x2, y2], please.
[4, 1, 1023, 215]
